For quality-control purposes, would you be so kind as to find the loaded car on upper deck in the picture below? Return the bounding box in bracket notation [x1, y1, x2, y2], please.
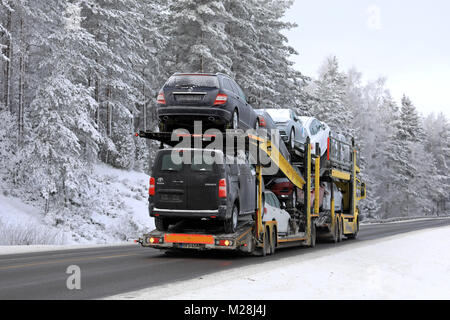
[156, 73, 259, 132]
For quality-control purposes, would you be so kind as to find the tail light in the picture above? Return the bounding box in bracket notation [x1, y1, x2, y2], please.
[156, 92, 166, 104]
[214, 93, 228, 105]
[149, 177, 155, 196]
[258, 116, 266, 127]
[218, 178, 227, 198]
[148, 237, 162, 244]
[216, 239, 233, 246]
[327, 137, 330, 160]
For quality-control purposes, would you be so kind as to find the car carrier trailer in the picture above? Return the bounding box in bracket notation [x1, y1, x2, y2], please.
[135, 130, 366, 256]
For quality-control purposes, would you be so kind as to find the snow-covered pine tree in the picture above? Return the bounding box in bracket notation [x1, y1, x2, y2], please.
[20, 0, 102, 214]
[313, 56, 353, 135]
[385, 95, 428, 217]
[165, 0, 233, 75]
[423, 113, 450, 214]
[228, 0, 307, 111]
[80, 0, 148, 168]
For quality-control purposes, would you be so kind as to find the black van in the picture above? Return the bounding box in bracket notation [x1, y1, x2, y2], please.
[148, 148, 257, 233]
[156, 73, 258, 132]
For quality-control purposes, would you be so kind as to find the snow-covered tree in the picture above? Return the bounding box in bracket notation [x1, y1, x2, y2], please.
[312, 56, 353, 134]
[20, 1, 102, 213]
[164, 0, 233, 74]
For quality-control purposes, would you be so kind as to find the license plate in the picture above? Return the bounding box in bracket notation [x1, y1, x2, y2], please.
[161, 193, 181, 202]
[175, 94, 204, 102]
[175, 243, 205, 249]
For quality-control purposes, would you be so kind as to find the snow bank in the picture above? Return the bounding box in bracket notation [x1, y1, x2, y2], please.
[107, 225, 450, 300]
[0, 163, 155, 245]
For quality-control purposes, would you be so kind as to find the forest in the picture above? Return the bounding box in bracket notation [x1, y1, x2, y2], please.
[0, 0, 449, 242]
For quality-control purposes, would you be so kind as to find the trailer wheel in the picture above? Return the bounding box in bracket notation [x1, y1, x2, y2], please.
[337, 217, 343, 243]
[271, 228, 277, 254]
[310, 222, 317, 247]
[331, 218, 339, 243]
[346, 217, 359, 240]
[265, 229, 272, 255]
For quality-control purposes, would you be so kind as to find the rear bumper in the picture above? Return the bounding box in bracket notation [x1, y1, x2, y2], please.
[157, 106, 231, 125]
[150, 205, 228, 220]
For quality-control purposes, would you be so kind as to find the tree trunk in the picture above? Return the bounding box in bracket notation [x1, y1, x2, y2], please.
[3, 9, 12, 112]
[94, 76, 100, 124]
[106, 84, 111, 136]
[18, 18, 25, 142]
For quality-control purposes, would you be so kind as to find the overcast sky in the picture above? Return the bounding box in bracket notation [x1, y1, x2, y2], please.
[283, 0, 450, 117]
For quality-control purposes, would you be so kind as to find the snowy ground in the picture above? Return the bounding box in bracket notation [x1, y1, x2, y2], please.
[107, 225, 450, 300]
[0, 163, 154, 245]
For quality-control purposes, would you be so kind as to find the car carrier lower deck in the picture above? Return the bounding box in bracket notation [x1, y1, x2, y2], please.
[135, 129, 366, 255]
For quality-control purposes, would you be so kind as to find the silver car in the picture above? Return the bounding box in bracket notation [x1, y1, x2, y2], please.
[265, 109, 306, 149]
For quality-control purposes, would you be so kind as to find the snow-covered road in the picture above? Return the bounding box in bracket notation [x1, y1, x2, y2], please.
[108, 224, 450, 300]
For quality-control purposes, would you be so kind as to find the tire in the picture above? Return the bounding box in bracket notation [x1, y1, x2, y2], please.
[271, 228, 277, 254]
[347, 217, 359, 240]
[331, 217, 339, 243]
[310, 222, 316, 247]
[264, 229, 271, 256]
[229, 110, 239, 130]
[155, 217, 170, 231]
[337, 217, 343, 243]
[288, 129, 295, 149]
[254, 118, 260, 130]
[291, 187, 297, 208]
[224, 204, 239, 233]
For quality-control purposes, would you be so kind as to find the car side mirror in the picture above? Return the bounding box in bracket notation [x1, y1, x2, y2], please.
[361, 183, 366, 198]
[280, 202, 286, 209]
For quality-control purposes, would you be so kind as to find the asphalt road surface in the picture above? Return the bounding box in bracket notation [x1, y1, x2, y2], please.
[0, 217, 449, 300]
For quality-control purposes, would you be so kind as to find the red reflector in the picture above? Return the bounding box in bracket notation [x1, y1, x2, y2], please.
[157, 92, 166, 104]
[149, 177, 155, 196]
[210, 216, 217, 219]
[218, 178, 227, 198]
[214, 93, 228, 105]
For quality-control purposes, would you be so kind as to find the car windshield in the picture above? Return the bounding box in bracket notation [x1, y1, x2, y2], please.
[266, 109, 291, 123]
[166, 75, 219, 88]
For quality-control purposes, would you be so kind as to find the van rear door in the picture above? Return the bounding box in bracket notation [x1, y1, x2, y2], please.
[153, 151, 187, 211]
[186, 152, 223, 211]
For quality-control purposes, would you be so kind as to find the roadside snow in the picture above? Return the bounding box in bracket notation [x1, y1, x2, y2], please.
[107, 225, 450, 300]
[0, 193, 42, 225]
[0, 163, 155, 245]
[0, 242, 136, 256]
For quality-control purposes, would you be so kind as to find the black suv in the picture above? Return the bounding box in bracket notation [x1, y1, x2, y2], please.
[156, 73, 259, 132]
[148, 148, 257, 233]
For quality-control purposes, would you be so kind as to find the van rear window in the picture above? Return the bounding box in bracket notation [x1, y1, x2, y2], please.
[157, 152, 217, 172]
[160, 154, 182, 172]
[166, 75, 219, 88]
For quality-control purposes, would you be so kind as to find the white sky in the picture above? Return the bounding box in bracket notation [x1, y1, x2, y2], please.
[283, 0, 450, 117]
